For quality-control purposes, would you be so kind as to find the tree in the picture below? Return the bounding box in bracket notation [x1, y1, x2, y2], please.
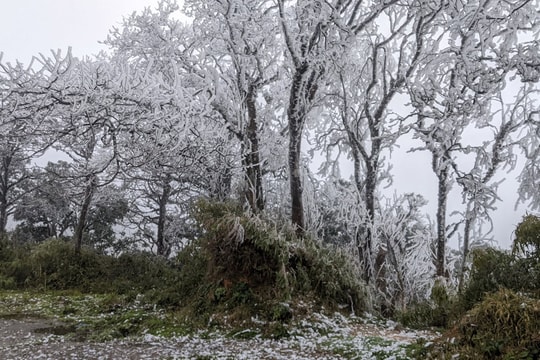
[277, 0, 399, 235]
[120, 120, 216, 256]
[517, 94, 540, 211]
[408, 0, 540, 278]
[107, 0, 282, 213]
[0, 129, 32, 236]
[456, 84, 539, 290]
[39, 55, 165, 253]
[0, 53, 69, 236]
[317, 2, 442, 281]
[13, 163, 75, 242]
[185, 0, 282, 213]
[375, 193, 434, 313]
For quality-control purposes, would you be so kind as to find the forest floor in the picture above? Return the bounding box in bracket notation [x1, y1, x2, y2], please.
[0, 292, 439, 359]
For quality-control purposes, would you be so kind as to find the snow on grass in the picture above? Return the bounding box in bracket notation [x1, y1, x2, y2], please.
[0, 292, 438, 359]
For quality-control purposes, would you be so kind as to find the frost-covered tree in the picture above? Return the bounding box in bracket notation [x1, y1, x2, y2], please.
[316, 1, 442, 281]
[0, 126, 33, 236]
[119, 113, 227, 256]
[40, 54, 177, 253]
[184, 0, 282, 212]
[0, 53, 70, 235]
[277, 0, 400, 235]
[107, 0, 283, 214]
[409, 0, 539, 278]
[518, 107, 540, 210]
[375, 194, 434, 313]
[455, 84, 540, 289]
[13, 163, 75, 242]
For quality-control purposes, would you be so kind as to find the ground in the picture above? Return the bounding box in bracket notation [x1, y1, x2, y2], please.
[0, 292, 438, 359]
[0, 316, 436, 359]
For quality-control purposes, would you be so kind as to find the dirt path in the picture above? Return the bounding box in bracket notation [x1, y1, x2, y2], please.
[0, 315, 434, 359]
[0, 317, 325, 359]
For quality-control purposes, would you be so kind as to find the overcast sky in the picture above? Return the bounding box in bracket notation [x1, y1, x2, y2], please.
[0, 0, 160, 64]
[0, 1, 528, 249]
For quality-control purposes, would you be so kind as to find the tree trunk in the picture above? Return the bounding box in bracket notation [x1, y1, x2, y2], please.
[74, 174, 97, 254]
[458, 210, 473, 292]
[289, 128, 304, 236]
[435, 163, 449, 278]
[287, 64, 320, 236]
[364, 160, 378, 281]
[0, 155, 12, 236]
[244, 86, 265, 213]
[156, 176, 171, 257]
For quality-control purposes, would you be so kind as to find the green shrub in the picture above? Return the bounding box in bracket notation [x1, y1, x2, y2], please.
[107, 251, 179, 293]
[0, 274, 16, 290]
[26, 239, 108, 290]
[437, 289, 540, 359]
[270, 302, 293, 322]
[460, 248, 540, 313]
[514, 214, 540, 260]
[0, 236, 14, 262]
[398, 280, 452, 329]
[0, 238, 186, 297]
[398, 302, 438, 329]
[193, 199, 366, 316]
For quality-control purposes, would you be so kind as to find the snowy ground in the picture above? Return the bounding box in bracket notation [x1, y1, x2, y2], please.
[0, 313, 437, 359]
[0, 292, 438, 359]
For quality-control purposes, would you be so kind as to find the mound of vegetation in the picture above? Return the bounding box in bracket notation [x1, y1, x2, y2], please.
[417, 214, 540, 358]
[458, 247, 540, 312]
[397, 214, 540, 356]
[1, 200, 366, 333]
[186, 200, 366, 324]
[434, 289, 540, 359]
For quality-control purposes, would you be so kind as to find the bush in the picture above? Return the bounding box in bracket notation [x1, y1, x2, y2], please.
[193, 200, 366, 316]
[397, 280, 452, 329]
[437, 289, 540, 359]
[27, 239, 108, 290]
[0, 238, 185, 298]
[459, 247, 540, 313]
[514, 214, 540, 260]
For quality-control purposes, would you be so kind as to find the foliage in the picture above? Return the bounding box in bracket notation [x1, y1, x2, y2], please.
[12, 164, 76, 243]
[193, 200, 366, 317]
[513, 214, 540, 260]
[459, 247, 540, 312]
[435, 289, 540, 359]
[397, 280, 453, 329]
[0, 238, 181, 298]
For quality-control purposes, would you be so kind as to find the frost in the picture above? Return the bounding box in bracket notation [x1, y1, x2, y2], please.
[0, 310, 439, 359]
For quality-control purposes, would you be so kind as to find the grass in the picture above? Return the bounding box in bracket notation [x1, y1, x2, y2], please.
[0, 290, 195, 341]
[0, 289, 437, 359]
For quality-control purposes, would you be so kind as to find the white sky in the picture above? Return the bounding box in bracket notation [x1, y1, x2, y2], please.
[0, 0, 528, 249]
[0, 0, 160, 64]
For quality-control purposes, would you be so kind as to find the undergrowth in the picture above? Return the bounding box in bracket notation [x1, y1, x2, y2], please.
[431, 289, 540, 359]
[191, 200, 366, 322]
[0, 200, 367, 334]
